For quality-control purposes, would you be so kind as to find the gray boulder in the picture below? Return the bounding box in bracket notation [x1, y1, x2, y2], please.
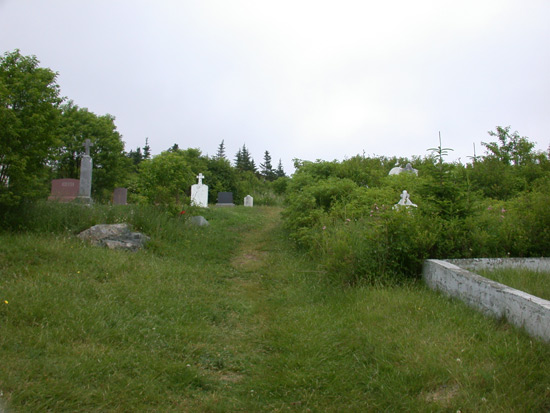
[189, 216, 209, 227]
[78, 223, 149, 251]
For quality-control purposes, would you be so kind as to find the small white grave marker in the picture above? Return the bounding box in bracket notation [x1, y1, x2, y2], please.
[244, 195, 253, 207]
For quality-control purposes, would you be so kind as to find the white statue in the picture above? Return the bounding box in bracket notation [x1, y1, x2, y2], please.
[389, 163, 418, 176]
[395, 190, 417, 208]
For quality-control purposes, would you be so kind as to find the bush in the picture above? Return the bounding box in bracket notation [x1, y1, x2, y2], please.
[314, 207, 438, 285]
[282, 155, 550, 285]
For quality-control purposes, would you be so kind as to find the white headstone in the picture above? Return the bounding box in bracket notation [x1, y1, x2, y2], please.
[190, 173, 208, 208]
[244, 195, 253, 207]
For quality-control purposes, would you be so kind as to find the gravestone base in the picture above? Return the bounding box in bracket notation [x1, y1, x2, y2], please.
[215, 203, 235, 207]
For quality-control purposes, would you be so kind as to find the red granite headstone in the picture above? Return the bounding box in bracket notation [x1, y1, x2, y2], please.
[48, 179, 80, 202]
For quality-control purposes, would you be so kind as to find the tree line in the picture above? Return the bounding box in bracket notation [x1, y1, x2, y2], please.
[0, 50, 287, 212]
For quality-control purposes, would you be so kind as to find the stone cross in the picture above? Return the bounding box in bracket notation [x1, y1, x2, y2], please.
[83, 139, 93, 156]
[196, 173, 204, 185]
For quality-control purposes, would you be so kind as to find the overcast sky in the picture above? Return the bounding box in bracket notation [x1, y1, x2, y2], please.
[1, 1, 549, 173]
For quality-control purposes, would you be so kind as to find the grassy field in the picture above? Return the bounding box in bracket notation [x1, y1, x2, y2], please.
[477, 267, 550, 301]
[1, 205, 549, 411]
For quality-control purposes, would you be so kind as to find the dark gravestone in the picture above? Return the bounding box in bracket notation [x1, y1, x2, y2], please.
[113, 187, 128, 205]
[216, 192, 235, 207]
[48, 179, 80, 202]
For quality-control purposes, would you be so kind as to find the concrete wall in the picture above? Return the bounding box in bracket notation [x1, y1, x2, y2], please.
[423, 259, 550, 342]
[448, 257, 550, 272]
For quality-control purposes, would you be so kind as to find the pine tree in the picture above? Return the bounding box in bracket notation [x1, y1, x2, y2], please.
[216, 140, 227, 160]
[234, 147, 243, 169]
[276, 159, 286, 178]
[127, 147, 143, 166]
[260, 150, 276, 181]
[143, 137, 151, 160]
[235, 144, 256, 172]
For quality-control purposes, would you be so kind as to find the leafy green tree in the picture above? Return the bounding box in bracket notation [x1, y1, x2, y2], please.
[483, 126, 535, 166]
[53, 101, 130, 201]
[137, 151, 194, 206]
[471, 126, 543, 199]
[0, 50, 62, 207]
[179, 148, 208, 175]
[206, 156, 237, 201]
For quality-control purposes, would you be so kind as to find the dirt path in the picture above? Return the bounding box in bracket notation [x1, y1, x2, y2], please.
[230, 207, 282, 273]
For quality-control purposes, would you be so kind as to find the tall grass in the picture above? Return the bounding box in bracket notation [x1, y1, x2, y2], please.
[478, 268, 550, 301]
[1, 203, 549, 411]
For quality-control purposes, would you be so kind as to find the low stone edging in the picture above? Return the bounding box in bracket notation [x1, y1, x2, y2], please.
[422, 258, 550, 343]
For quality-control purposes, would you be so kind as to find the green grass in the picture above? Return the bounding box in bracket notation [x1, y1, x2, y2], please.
[478, 267, 550, 301]
[1, 204, 550, 411]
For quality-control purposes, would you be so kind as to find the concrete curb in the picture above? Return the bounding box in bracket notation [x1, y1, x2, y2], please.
[423, 258, 550, 342]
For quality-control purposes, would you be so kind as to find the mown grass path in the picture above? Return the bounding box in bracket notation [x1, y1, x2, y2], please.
[1, 206, 550, 412]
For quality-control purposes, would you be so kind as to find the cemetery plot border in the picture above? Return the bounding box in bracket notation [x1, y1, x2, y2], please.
[423, 258, 550, 343]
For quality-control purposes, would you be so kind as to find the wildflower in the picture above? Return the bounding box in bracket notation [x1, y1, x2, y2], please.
[501, 208, 506, 213]
[322, 226, 326, 230]
[487, 206, 493, 210]
[77, 271, 80, 274]
[345, 218, 351, 222]
[4, 300, 8, 304]
[180, 210, 186, 215]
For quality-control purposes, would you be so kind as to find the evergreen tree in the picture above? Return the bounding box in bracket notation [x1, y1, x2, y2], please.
[276, 159, 286, 178]
[260, 150, 276, 181]
[143, 137, 151, 160]
[127, 147, 143, 166]
[234, 147, 243, 169]
[216, 139, 226, 160]
[235, 144, 256, 172]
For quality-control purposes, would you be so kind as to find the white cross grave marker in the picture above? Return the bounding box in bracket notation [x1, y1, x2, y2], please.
[196, 173, 204, 185]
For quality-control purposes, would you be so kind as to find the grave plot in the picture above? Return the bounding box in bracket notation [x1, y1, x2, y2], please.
[423, 258, 550, 343]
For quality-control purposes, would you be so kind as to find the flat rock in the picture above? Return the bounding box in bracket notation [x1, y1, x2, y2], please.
[78, 223, 150, 251]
